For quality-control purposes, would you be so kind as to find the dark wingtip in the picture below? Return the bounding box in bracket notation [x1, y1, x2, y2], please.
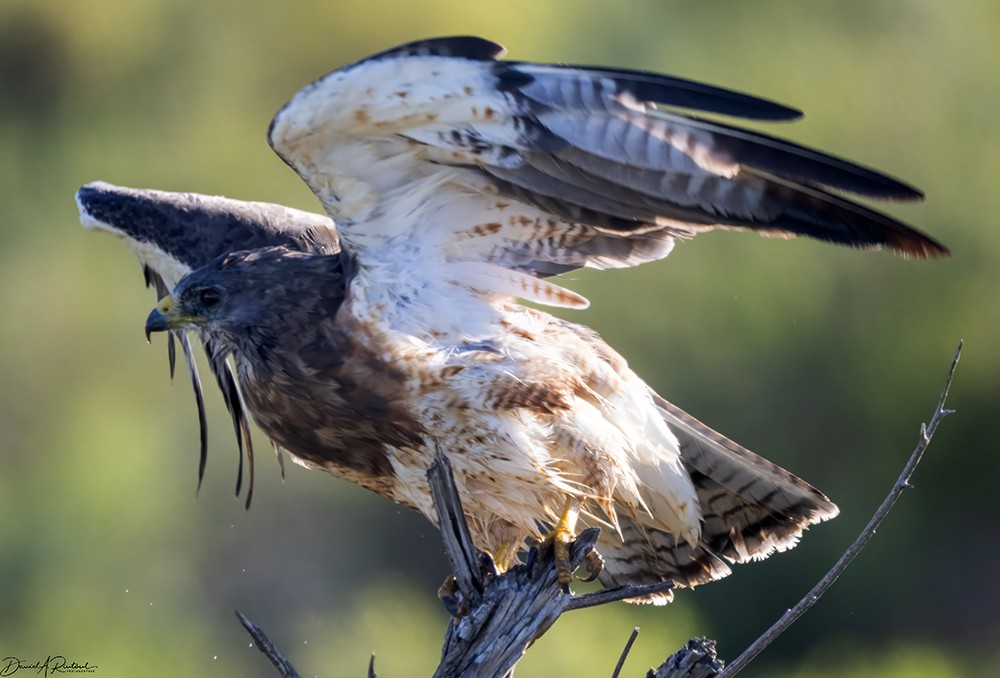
[774, 105, 804, 121]
[361, 36, 506, 63]
[841, 171, 925, 203]
[77, 181, 166, 232]
[76, 180, 113, 206]
[637, 74, 802, 121]
[76, 181, 123, 227]
[874, 209, 949, 260]
[896, 183, 926, 203]
[891, 234, 950, 260]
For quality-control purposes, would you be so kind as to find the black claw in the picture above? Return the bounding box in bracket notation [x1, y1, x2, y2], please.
[478, 552, 498, 580]
[438, 575, 466, 617]
[578, 548, 605, 583]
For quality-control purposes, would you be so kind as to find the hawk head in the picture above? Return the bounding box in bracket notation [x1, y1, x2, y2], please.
[145, 246, 347, 358]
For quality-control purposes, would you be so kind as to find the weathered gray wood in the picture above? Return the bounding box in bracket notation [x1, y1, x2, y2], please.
[648, 638, 724, 678]
[236, 609, 301, 678]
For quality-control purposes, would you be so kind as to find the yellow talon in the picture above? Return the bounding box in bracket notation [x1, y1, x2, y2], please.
[493, 540, 521, 573]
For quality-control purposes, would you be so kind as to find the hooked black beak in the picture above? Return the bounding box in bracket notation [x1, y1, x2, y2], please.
[145, 296, 176, 342]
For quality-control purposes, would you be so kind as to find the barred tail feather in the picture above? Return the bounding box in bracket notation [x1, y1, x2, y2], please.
[597, 394, 838, 603]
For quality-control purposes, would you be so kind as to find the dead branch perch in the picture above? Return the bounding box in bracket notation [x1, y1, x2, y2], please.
[429, 452, 673, 677]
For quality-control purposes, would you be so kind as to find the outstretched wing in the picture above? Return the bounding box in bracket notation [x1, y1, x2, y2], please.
[269, 36, 946, 314]
[77, 182, 340, 281]
[76, 181, 341, 505]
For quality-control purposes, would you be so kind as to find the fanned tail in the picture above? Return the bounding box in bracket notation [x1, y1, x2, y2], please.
[597, 394, 838, 603]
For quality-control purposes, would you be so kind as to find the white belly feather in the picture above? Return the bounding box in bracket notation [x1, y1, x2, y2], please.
[352, 290, 703, 556]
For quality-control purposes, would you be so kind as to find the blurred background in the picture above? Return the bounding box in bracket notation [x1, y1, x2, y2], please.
[0, 1, 996, 676]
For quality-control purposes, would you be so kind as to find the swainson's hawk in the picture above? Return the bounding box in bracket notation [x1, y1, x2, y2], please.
[79, 37, 946, 602]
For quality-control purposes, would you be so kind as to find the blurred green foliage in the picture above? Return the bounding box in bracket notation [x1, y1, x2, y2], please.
[0, 1, 996, 676]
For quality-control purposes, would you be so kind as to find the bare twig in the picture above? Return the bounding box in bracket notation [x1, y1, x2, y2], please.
[718, 341, 963, 677]
[612, 628, 640, 678]
[235, 610, 301, 678]
[567, 581, 674, 612]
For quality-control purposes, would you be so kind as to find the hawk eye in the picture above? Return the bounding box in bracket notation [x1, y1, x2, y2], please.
[198, 287, 222, 308]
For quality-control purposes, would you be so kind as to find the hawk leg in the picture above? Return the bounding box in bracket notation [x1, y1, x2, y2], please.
[542, 498, 581, 585]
